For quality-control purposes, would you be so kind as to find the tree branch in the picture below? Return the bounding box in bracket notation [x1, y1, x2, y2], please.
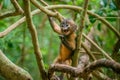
[23, 0, 47, 80]
[46, 5, 120, 39]
[0, 17, 25, 38]
[81, 43, 96, 61]
[0, 5, 119, 38]
[72, 0, 89, 67]
[84, 59, 120, 75]
[39, 0, 64, 22]
[30, 0, 57, 17]
[82, 33, 114, 61]
[48, 59, 120, 79]
[0, 0, 23, 20]
[0, 9, 41, 38]
[0, 50, 32, 80]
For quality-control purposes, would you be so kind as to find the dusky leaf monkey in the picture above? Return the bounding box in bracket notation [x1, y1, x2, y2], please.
[48, 16, 77, 79]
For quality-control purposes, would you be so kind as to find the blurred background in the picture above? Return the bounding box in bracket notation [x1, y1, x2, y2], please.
[0, 0, 119, 80]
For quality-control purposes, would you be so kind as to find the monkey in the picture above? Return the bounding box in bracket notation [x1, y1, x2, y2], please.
[48, 16, 77, 79]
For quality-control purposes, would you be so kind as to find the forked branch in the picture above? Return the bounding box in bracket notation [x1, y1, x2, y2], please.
[0, 0, 23, 20]
[48, 59, 120, 79]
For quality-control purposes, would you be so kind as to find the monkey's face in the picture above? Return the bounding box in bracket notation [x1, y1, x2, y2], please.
[60, 19, 71, 35]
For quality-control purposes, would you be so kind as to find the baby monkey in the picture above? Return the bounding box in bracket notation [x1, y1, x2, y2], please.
[48, 16, 77, 79]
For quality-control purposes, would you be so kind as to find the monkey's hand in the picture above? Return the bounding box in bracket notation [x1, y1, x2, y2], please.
[59, 35, 74, 51]
[59, 35, 64, 40]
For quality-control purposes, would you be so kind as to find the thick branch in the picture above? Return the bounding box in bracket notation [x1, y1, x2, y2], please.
[0, 50, 32, 80]
[0, 0, 23, 20]
[23, 0, 47, 80]
[48, 59, 120, 78]
[84, 59, 120, 75]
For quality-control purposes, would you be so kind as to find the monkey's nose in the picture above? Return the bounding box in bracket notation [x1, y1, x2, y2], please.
[63, 27, 68, 30]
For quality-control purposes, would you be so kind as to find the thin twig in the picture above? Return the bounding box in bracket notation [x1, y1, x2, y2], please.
[82, 33, 114, 61]
[0, 9, 41, 38]
[81, 43, 96, 61]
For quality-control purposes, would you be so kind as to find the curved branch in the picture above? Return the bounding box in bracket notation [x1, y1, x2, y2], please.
[48, 5, 120, 39]
[0, 50, 32, 80]
[0, 5, 119, 38]
[0, 17, 25, 38]
[0, 9, 41, 38]
[48, 59, 120, 79]
[84, 59, 120, 75]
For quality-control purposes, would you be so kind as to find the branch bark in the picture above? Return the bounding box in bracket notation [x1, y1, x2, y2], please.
[0, 50, 32, 80]
[83, 59, 120, 75]
[72, 0, 89, 67]
[30, 0, 57, 16]
[48, 59, 120, 79]
[23, 0, 47, 80]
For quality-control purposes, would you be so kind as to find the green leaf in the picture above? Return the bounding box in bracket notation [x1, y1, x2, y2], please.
[89, 15, 96, 23]
[97, 23, 101, 31]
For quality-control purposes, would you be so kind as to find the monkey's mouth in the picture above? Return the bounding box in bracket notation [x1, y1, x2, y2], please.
[63, 29, 69, 32]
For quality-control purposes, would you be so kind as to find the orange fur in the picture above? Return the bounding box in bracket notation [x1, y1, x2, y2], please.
[54, 32, 76, 65]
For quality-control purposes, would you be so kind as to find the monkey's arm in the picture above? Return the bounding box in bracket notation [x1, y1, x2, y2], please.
[59, 36, 75, 51]
[48, 17, 62, 34]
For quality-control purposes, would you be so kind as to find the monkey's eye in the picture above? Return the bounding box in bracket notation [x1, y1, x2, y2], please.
[60, 23, 65, 27]
[66, 24, 70, 28]
[66, 24, 68, 26]
[61, 25, 64, 27]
